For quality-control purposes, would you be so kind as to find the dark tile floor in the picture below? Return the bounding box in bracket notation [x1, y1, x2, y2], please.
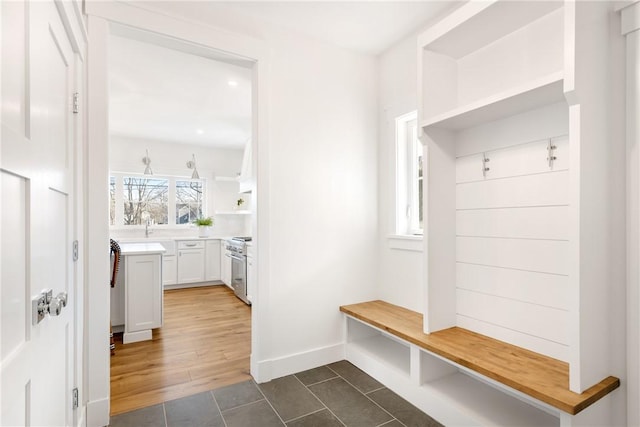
[109, 360, 443, 427]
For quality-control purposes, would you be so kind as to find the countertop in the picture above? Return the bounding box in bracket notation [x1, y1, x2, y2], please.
[115, 236, 234, 243]
[173, 237, 232, 242]
[119, 242, 167, 255]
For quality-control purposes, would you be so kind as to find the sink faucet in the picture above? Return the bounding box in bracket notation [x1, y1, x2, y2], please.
[145, 219, 153, 238]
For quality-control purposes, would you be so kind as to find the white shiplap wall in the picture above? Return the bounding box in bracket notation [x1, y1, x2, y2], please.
[454, 113, 570, 361]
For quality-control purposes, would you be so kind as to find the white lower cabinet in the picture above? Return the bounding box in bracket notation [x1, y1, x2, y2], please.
[162, 255, 177, 286]
[246, 244, 255, 303]
[221, 241, 232, 287]
[119, 239, 225, 288]
[177, 240, 205, 284]
[124, 253, 163, 344]
[205, 239, 221, 281]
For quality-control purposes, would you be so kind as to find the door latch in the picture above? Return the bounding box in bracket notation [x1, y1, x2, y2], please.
[32, 289, 68, 324]
[32, 289, 52, 325]
[48, 292, 68, 316]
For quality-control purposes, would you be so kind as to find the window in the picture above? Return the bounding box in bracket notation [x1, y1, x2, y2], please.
[109, 173, 205, 227]
[123, 177, 169, 225]
[396, 111, 423, 235]
[176, 180, 203, 224]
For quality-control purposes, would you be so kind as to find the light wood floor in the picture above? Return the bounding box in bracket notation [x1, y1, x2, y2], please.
[110, 285, 252, 416]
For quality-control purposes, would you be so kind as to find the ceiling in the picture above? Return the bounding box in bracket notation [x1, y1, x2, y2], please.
[108, 33, 253, 149]
[108, 1, 461, 149]
[217, 1, 461, 55]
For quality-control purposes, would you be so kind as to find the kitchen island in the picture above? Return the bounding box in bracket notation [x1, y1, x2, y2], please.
[116, 242, 165, 343]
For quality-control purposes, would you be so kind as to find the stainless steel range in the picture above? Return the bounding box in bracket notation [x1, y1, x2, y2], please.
[226, 237, 251, 305]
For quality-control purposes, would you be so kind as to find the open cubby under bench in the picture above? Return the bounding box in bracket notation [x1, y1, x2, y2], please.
[340, 300, 619, 426]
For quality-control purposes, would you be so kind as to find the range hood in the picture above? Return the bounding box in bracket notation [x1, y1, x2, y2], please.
[238, 138, 253, 194]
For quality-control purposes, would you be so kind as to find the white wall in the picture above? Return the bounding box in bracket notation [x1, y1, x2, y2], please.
[109, 136, 249, 238]
[376, 35, 423, 313]
[255, 26, 379, 373]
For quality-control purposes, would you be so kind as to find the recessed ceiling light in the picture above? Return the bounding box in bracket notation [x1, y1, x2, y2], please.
[196, 129, 204, 135]
[228, 80, 238, 87]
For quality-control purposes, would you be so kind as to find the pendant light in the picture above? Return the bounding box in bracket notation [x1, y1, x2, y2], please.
[186, 154, 200, 179]
[142, 149, 153, 175]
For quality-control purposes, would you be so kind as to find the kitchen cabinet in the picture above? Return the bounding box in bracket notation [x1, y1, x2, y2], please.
[118, 244, 164, 344]
[163, 255, 177, 286]
[246, 244, 255, 303]
[177, 240, 205, 284]
[110, 264, 125, 327]
[221, 240, 232, 287]
[205, 239, 221, 281]
[116, 239, 225, 288]
[123, 254, 162, 344]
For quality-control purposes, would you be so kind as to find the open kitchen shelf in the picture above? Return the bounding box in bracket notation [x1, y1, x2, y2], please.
[214, 210, 251, 215]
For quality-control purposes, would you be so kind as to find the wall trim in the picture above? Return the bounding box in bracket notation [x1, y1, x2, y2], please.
[85, 398, 109, 427]
[255, 344, 345, 383]
[621, 3, 640, 426]
[387, 235, 423, 252]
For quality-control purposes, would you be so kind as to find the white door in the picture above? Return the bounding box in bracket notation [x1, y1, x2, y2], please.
[1, 1, 77, 426]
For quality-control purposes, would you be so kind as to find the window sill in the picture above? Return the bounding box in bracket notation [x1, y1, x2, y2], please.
[387, 234, 423, 252]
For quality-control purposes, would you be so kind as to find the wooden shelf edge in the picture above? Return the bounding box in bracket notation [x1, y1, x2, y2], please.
[340, 300, 620, 416]
[572, 376, 620, 415]
[420, 72, 565, 131]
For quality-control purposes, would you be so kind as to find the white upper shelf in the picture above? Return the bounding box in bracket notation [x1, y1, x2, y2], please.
[420, 1, 562, 59]
[421, 72, 565, 131]
[215, 210, 251, 215]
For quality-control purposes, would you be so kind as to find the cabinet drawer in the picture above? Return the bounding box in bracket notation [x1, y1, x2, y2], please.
[177, 240, 205, 250]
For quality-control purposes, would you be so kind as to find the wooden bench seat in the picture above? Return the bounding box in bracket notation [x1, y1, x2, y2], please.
[340, 300, 619, 415]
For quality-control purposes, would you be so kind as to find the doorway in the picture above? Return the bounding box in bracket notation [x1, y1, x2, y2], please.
[85, 6, 268, 423]
[106, 25, 255, 415]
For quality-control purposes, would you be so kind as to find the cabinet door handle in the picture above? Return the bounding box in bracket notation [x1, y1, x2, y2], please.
[185, 243, 197, 247]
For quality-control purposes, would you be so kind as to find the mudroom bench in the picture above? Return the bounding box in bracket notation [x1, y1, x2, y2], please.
[340, 300, 619, 426]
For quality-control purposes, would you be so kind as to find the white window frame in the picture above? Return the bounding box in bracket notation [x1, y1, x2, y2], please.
[110, 172, 207, 229]
[395, 111, 423, 236]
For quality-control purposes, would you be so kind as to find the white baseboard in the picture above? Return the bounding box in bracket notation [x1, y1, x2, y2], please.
[254, 343, 345, 383]
[86, 398, 109, 427]
[123, 329, 151, 344]
[163, 281, 224, 290]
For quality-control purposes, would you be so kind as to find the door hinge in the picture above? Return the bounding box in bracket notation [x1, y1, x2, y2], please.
[72, 92, 79, 114]
[72, 240, 79, 262]
[72, 387, 79, 409]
